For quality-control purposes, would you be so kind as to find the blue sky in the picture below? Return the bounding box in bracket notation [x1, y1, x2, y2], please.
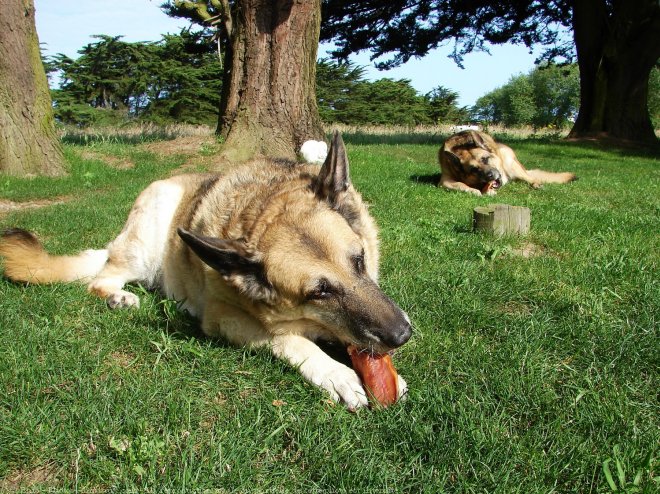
[34, 0, 546, 108]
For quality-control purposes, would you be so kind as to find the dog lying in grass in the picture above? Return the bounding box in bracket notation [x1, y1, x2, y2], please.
[439, 130, 576, 195]
[0, 133, 411, 410]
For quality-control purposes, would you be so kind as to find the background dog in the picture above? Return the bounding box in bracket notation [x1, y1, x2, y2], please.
[0, 133, 411, 410]
[439, 130, 576, 195]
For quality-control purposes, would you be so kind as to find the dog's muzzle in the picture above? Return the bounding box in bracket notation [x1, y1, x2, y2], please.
[483, 168, 502, 189]
[382, 318, 412, 348]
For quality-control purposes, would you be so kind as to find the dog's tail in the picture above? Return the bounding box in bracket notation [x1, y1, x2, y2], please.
[526, 169, 577, 184]
[0, 228, 108, 284]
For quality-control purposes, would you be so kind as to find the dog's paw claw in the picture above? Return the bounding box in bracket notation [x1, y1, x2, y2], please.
[313, 365, 368, 410]
[332, 375, 368, 410]
[106, 291, 140, 309]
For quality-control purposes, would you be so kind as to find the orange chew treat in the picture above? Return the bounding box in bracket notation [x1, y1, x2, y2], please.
[347, 345, 399, 407]
[482, 181, 495, 194]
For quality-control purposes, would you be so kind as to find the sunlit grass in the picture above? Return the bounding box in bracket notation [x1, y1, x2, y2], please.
[0, 134, 657, 492]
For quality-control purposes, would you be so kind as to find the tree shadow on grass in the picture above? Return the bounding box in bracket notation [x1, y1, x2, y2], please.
[486, 134, 660, 159]
[61, 134, 168, 146]
[339, 131, 447, 146]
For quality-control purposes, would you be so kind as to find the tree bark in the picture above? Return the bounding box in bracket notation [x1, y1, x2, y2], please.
[218, 0, 325, 162]
[0, 0, 65, 176]
[569, 0, 660, 143]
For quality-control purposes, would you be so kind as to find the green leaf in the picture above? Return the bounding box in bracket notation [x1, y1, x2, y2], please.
[615, 456, 626, 489]
[603, 459, 618, 491]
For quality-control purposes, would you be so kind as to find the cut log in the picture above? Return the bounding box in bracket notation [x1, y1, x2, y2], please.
[473, 204, 530, 235]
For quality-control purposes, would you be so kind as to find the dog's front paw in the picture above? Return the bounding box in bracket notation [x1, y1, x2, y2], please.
[310, 363, 369, 410]
[484, 188, 498, 196]
[467, 188, 482, 196]
[106, 290, 140, 309]
[531, 182, 543, 189]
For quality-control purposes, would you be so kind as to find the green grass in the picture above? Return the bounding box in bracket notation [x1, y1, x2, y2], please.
[1, 136, 658, 492]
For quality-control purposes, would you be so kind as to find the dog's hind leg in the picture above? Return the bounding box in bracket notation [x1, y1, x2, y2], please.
[87, 260, 143, 309]
[87, 178, 186, 309]
[526, 169, 577, 184]
[497, 145, 544, 188]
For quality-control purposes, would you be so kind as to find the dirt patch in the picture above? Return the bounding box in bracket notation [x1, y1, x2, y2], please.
[79, 150, 134, 169]
[0, 197, 69, 218]
[509, 242, 548, 258]
[106, 351, 136, 369]
[498, 301, 534, 317]
[139, 135, 230, 174]
[0, 463, 59, 492]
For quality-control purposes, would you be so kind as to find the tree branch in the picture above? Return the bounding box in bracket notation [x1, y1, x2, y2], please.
[174, 0, 213, 22]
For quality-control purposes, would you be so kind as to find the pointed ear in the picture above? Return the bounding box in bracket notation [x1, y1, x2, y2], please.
[469, 131, 491, 151]
[443, 150, 464, 175]
[178, 228, 258, 276]
[314, 131, 350, 206]
[178, 228, 275, 303]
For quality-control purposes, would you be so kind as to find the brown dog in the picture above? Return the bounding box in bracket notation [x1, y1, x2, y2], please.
[439, 130, 576, 195]
[0, 133, 411, 409]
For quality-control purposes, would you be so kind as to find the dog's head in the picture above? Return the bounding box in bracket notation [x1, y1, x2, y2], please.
[178, 132, 411, 354]
[441, 130, 503, 190]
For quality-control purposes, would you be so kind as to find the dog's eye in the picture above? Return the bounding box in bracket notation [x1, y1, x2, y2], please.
[352, 252, 365, 274]
[307, 279, 333, 300]
[480, 156, 489, 165]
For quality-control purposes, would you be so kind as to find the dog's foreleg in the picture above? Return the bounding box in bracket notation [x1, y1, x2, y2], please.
[271, 334, 369, 410]
[202, 307, 369, 408]
[440, 177, 483, 196]
[201, 302, 272, 345]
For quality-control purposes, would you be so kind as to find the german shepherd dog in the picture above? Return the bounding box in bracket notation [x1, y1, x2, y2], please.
[0, 133, 411, 409]
[439, 130, 576, 195]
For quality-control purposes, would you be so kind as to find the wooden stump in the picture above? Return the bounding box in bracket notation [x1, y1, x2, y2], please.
[473, 204, 530, 235]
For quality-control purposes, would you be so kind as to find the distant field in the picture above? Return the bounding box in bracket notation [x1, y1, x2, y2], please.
[0, 131, 658, 492]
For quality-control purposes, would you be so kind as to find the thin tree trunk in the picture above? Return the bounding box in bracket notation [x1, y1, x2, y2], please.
[0, 0, 65, 176]
[218, 0, 325, 162]
[569, 0, 660, 143]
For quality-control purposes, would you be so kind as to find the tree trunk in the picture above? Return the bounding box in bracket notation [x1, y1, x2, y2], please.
[218, 0, 325, 162]
[0, 0, 65, 176]
[569, 0, 660, 143]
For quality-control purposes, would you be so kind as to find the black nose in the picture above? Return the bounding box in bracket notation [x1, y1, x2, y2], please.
[382, 319, 412, 348]
[485, 169, 500, 181]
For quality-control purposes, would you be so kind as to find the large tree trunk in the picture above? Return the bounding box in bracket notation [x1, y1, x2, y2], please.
[0, 0, 65, 176]
[218, 0, 325, 162]
[569, 0, 660, 143]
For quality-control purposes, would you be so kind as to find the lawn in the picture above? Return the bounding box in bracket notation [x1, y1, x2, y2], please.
[0, 132, 658, 492]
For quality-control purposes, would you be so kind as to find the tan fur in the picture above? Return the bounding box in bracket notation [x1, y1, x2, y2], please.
[0, 133, 411, 409]
[0, 229, 107, 283]
[439, 130, 576, 196]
